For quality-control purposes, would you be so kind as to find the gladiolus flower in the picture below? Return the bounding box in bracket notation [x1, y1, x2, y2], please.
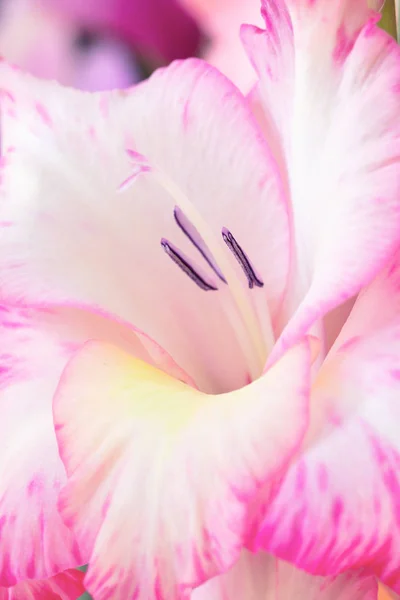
[0, 0, 399, 598]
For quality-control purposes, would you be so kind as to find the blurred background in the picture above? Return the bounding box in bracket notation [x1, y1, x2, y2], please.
[0, 0, 265, 93]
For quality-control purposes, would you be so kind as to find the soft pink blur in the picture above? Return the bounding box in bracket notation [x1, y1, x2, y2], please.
[0, 0, 201, 90]
[180, 0, 264, 91]
[48, 0, 201, 64]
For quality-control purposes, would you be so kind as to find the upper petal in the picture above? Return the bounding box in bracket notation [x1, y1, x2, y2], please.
[0, 569, 85, 600]
[242, 0, 400, 357]
[193, 550, 378, 600]
[0, 58, 289, 392]
[53, 338, 311, 600]
[254, 250, 400, 590]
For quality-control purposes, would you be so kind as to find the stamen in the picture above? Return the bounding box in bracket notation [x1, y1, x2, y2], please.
[161, 239, 218, 292]
[122, 149, 273, 372]
[152, 170, 270, 376]
[174, 206, 227, 284]
[222, 228, 264, 289]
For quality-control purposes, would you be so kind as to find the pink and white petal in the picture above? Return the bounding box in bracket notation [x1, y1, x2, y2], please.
[0, 308, 82, 585]
[53, 338, 311, 600]
[0, 58, 289, 393]
[0, 569, 86, 600]
[254, 251, 400, 591]
[242, 0, 400, 357]
[193, 551, 378, 600]
[0, 301, 190, 585]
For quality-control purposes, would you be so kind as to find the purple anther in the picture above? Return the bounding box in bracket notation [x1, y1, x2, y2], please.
[161, 239, 218, 291]
[174, 206, 227, 283]
[221, 228, 264, 289]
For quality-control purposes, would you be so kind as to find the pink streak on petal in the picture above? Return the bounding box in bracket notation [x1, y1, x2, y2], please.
[0, 569, 86, 600]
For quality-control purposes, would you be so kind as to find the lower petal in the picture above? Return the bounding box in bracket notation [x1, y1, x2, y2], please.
[0, 302, 189, 584]
[192, 550, 378, 600]
[53, 338, 312, 600]
[255, 252, 400, 590]
[0, 306, 82, 584]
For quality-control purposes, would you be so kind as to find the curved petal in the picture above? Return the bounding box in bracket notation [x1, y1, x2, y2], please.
[242, 0, 400, 357]
[193, 551, 378, 600]
[0, 301, 189, 585]
[0, 58, 289, 392]
[53, 338, 311, 600]
[0, 306, 82, 584]
[0, 569, 85, 600]
[254, 250, 400, 591]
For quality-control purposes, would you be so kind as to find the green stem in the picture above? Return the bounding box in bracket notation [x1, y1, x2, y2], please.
[379, 0, 398, 41]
